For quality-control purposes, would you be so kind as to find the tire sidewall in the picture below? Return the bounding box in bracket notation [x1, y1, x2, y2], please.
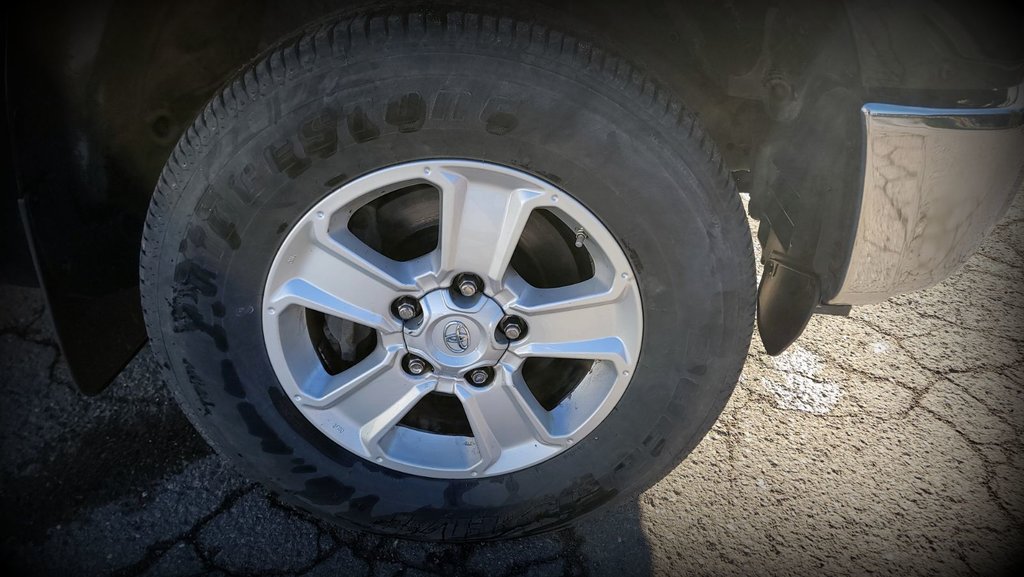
[147, 33, 752, 539]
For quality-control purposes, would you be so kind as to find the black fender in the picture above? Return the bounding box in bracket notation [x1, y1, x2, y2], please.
[6, 0, 1022, 392]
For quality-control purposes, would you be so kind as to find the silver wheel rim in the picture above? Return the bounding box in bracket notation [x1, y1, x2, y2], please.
[262, 160, 642, 478]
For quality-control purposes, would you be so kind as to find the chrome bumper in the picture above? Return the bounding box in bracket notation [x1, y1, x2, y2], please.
[828, 87, 1024, 306]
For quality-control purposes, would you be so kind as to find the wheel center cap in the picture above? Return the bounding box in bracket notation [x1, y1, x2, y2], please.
[443, 320, 472, 353]
[402, 289, 508, 377]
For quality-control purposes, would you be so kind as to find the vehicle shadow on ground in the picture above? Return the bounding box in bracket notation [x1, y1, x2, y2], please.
[0, 285, 653, 576]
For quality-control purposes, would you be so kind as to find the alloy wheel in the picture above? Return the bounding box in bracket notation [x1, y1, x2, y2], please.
[262, 160, 642, 478]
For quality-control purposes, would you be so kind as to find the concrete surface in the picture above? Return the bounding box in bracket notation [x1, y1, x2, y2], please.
[1, 194, 1021, 576]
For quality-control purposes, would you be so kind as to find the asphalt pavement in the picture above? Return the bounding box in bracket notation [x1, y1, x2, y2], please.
[1, 194, 1021, 576]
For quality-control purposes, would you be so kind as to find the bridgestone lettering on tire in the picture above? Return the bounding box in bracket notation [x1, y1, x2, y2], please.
[140, 8, 755, 541]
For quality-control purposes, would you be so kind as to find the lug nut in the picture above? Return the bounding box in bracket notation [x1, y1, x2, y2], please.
[502, 322, 522, 340]
[391, 296, 421, 321]
[452, 273, 483, 298]
[467, 367, 493, 386]
[396, 302, 417, 320]
[499, 316, 526, 341]
[405, 356, 428, 376]
[407, 358, 426, 375]
[459, 279, 478, 297]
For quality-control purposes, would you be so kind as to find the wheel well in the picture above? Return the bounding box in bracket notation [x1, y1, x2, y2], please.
[20, 0, 1014, 389]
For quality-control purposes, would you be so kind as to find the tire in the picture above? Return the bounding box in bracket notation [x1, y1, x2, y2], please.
[140, 7, 755, 541]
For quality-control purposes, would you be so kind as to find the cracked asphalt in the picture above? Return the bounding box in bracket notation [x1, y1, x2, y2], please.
[1, 194, 1022, 576]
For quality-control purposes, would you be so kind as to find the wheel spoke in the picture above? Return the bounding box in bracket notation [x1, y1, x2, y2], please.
[296, 347, 396, 409]
[436, 167, 547, 286]
[507, 275, 635, 369]
[267, 223, 426, 333]
[345, 368, 436, 454]
[514, 336, 629, 366]
[455, 368, 557, 470]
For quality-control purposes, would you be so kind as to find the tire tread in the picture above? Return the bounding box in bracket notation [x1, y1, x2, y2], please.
[141, 4, 755, 541]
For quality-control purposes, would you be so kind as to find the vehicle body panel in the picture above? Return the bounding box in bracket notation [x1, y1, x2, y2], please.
[5, 0, 1022, 392]
[832, 93, 1024, 306]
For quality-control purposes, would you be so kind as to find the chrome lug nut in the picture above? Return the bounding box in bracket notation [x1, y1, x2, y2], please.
[467, 367, 493, 387]
[396, 302, 417, 320]
[405, 356, 428, 376]
[407, 359, 426, 375]
[391, 296, 421, 321]
[458, 279, 479, 297]
[502, 322, 522, 340]
[499, 316, 526, 341]
[453, 273, 483, 298]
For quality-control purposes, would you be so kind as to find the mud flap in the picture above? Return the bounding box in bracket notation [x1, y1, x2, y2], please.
[757, 259, 819, 356]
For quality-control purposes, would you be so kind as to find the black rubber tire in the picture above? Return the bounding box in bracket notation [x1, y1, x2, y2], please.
[140, 7, 755, 541]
